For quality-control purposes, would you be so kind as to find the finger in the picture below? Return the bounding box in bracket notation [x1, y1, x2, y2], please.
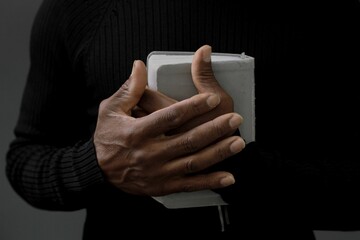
[108, 60, 147, 115]
[154, 171, 236, 196]
[191, 45, 222, 94]
[157, 113, 244, 160]
[136, 92, 220, 137]
[163, 136, 245, 176]
[138, 88, 177, 114]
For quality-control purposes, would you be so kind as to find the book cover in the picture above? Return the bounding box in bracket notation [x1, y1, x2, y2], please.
[146, 51, 255, 208]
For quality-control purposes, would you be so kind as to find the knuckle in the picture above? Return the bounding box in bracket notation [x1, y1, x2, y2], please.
[125, 167, 149, 187]
[119, 79, 131, 93]
[211, 120, 226, 138]
[122, 125, 135, 139]
[184, 157, 195, 173]
[181, 136, 198, 153]
[197, 65, 215, 79]
[216, 146, 227, 161]
[182, 184, 196, 192]
[163, 109, 182, 125]
[121, 125, 138, 146]
[196, 74, 218, 88]
[128, 146, 151, 167]
[128, 152, 143, 167]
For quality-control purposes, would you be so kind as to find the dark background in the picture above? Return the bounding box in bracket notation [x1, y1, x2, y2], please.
[0, 0, 359, 239]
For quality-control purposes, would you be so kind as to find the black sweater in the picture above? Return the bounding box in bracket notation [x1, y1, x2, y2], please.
[6, 0, 360, 239]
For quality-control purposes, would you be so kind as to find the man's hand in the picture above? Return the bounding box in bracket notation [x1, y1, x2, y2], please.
[93, 60, 245, 196]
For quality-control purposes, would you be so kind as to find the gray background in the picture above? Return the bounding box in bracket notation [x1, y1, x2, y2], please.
[0, 0, 359, 239]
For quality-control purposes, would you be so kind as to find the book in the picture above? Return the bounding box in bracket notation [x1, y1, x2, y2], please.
[150, 189, 228, 209]
[146, 51, 255, 209]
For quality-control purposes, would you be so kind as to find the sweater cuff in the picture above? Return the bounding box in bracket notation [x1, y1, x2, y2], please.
[69, 139, 105, 192]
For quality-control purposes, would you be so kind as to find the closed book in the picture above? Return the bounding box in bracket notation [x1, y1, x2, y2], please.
[147, 51, 255, 208]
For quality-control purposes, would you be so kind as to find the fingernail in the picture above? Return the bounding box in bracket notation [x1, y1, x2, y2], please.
[229, 114, 242, 129]
[230, 138, 245, 153]
[203, 45, 212, 62]
[206, 94, 220, 108]
[131, 60, 137, 76]
[220, 175, 235, 187]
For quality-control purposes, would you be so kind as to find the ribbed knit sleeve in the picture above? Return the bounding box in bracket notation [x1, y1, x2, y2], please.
[5, 0, 112, 210]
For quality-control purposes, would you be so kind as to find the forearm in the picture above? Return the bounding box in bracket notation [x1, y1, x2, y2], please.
[6, 137, 104, 211]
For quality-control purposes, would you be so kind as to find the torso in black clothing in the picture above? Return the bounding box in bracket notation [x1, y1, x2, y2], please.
[9, 0, 360, 239]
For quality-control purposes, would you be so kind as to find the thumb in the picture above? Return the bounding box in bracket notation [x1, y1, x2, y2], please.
[110, 60, 147, 115]
[191, 45, 222, 94]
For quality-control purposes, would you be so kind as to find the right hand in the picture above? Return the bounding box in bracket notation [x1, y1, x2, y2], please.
[93, 60, 245, 196]
[138, 45, 235, 135]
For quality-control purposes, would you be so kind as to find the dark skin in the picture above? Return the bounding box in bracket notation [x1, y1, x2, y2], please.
[94, 45, 245, 197]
